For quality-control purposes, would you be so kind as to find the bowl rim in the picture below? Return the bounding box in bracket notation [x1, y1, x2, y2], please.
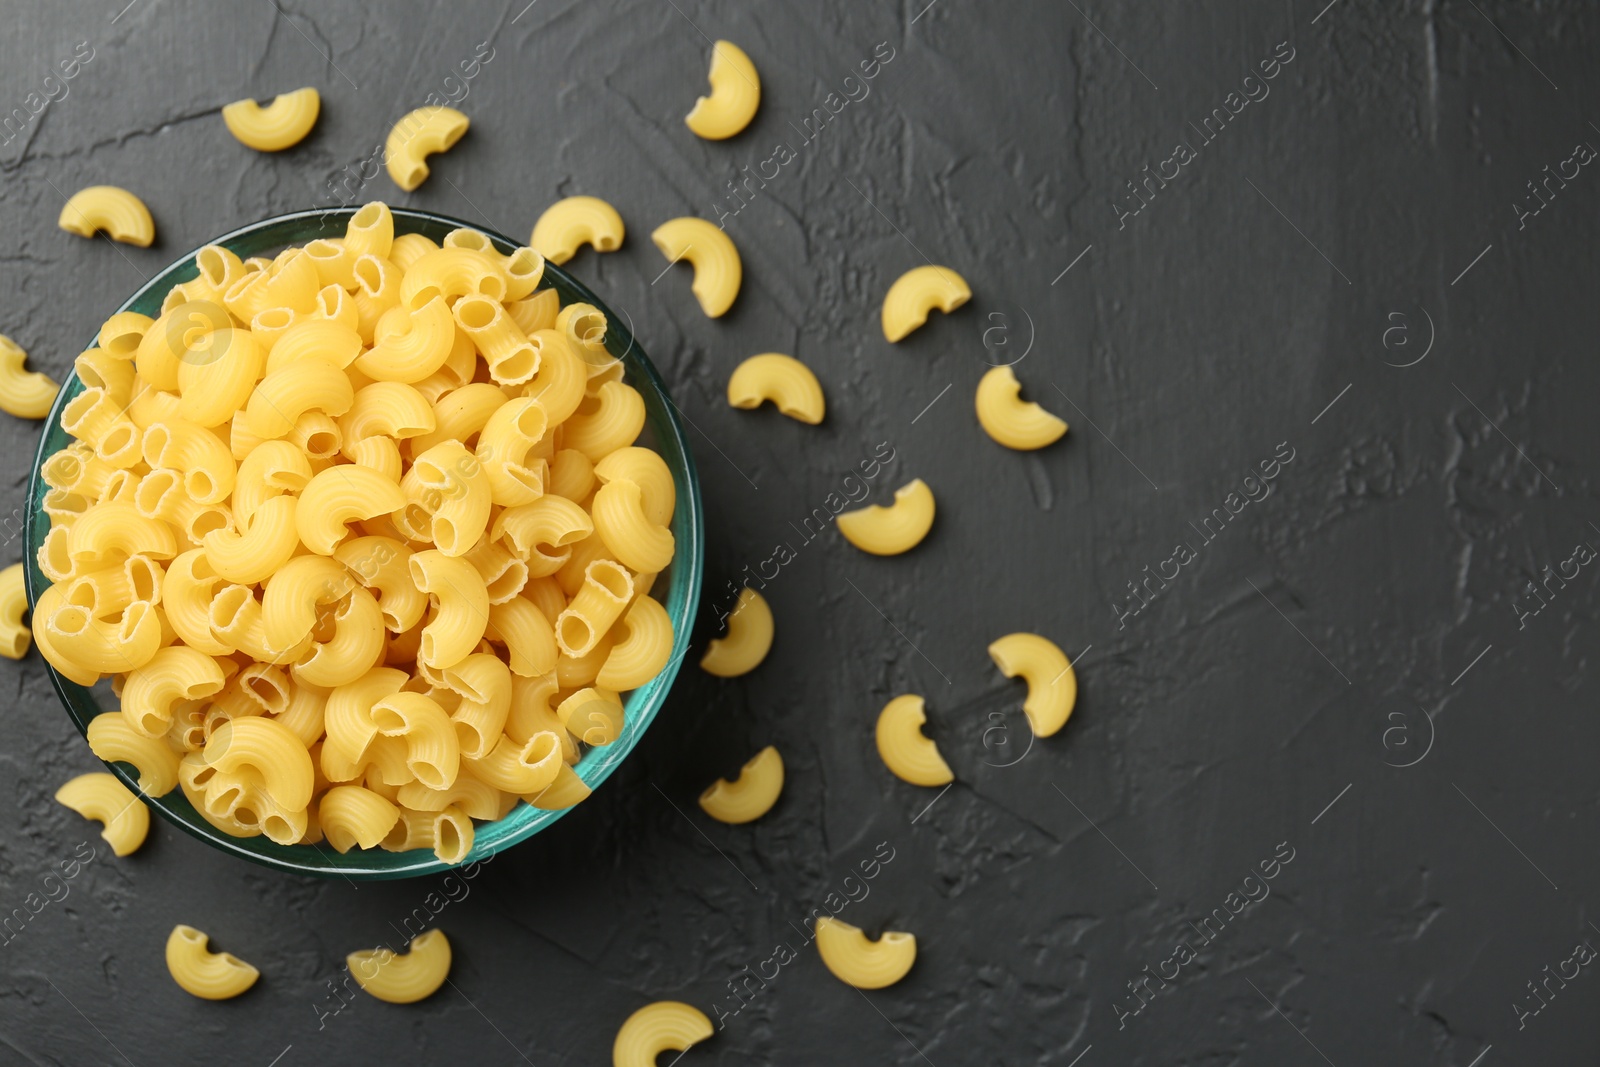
[24, 206, 704, 879]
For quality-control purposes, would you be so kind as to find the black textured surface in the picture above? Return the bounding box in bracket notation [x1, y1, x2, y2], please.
[0, 1, 1596, 1064]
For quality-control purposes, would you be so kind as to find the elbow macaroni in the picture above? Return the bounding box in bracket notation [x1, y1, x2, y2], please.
[974, 365, 1067, 450]
[386, 108, 470, 191]
[987, 632, 1077, 737]
[35, 204, 684, 857]
[55, 772, 150, 856]
[881, 265, 971, 342]
[813, 916, 917, 989]
[613, 1001, 713, 1067]
[698, 745, 783, 824]
[166, 925, 260, 999]
[222, 87, 321, 151]
[0, 334, 61, 418]
[59, 185, 155, 247]
[875, 694, 954, 787]
[650, 217, 741, 318]
[531, 196, 625, 265]
[348, 929, 452, 1003]
[699, 587, 772, 678]
[726, 353, 824, 424]
[837, 478, 936, 556]
[685, 40, 761, 140]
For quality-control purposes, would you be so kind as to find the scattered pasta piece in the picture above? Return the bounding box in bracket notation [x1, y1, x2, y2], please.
[221, 87, 321, 152]
[165, 925, 259, 1000]
[881, 265, 969, 342]
[837, 478, 935, 556]
[0, 562, 30, 658]
[974, 365, 1067, 450]
[650, 217, 741, 318]
[698, 745, 783, 824]
[684, 40, 760, 140]
[348, 929, 452, 1004]
[987, 632, 1076, 738]
[0, 335, 60, 419]
[531, 196, 625, 265]
[386, 107, 470, 191]
[726, 353, 824, 424]
[814, 916, 917, 989]
[700, 587, 772, 677]
[55, 772, 150, 856]
[58, 185, 155, 247]
[613, 1001, 714, 1067]
[875, 695, 953, 787]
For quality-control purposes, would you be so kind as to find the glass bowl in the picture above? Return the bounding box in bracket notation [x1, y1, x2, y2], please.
[23, 207, 703, 879]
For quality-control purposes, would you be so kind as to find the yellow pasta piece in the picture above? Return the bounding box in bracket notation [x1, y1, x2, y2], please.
[0, 334, 60, 418]
[386, 107, 470, 191]
[204, 716, 315, 810]
[55, 772, 149, 856]
[348, 929, 452, 1004]
[555, 559, 633, 659]
[0, 562, 30, 658]
[698, 745, 783, 824]
[59, 185, 155, 247]
[531, 196, 625, 265]
[462, 731, 563, 793]
[409, 550, 489, 670]
[650, 217, 741, 318]
[613, 1001, 713, 1067]
[524, 762, 592, 810]
[221, 87, 320, 151]
[597, 595, 673, 691]
[122, 646, 228, 738]
[836, 478, 935, 556]
[727, 353, 823, 424]
[296, 465, 406, 554]
[813, 916, 917, 989]
[354, 296, 457, 383]
[320, 784, 401, 852]
[987, 632, 1077, 738]
[86, 711, 179, 795]
[371, 691, 459, 789]
[699, 587, 772, 678]
[166, 925, 260, 1000]
[556, 687, 624, 746]
[881, 265, 970, 342]
[875, 695, 953, 787]
[685, 39, 760, 140]
[345, 202, 394, 260]
[974, 365, 1067, 450]
[591, 477, 673, 574]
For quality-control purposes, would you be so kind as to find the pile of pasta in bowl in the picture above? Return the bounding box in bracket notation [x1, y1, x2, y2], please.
[31, 202, 679, 865]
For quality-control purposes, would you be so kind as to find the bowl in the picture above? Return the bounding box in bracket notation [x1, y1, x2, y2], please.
[23, 207, 704, 879]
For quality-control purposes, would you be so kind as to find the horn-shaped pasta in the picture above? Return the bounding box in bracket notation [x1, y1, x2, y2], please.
[55, 772, 149, 856]
[698, 745, 783, 824]
[201, 494, 299, 584]
[875, 694, 954, 787]
[136, 300, 232, 393]
[492, 494, 593, 577]
[87, 710, 179, 794]
[555, 559, 633, 659]
[524, 762, 592, 810]
[244, 357, 354, 438]
[454, 295, 540, 385]
[160, 550, 232, 655]
[98, 310, 155, 360]
[398, 773, 502, 820]
[475, 396, 549, 507]
[684, 39, 761, 140]
[556, 687, 624, 746]
[233, 439, 313, 525]
[408, 440, 492, 555]
[507, 288, 559, 336]
[399, 248, 509, 310]
[987, 631, 1077, 738]
[530, 196, 625, 265]
[484, 596, 558, 677]
[591, 478, 674, 574]
[699, 587, 772, 678]
[340, 381, 436, 455]
[881, 264, 970, 342]
[370, 691, 459, 790]
[592, 447, 672, 524]
[75, 346, 136, 405]
[292, 586, 385, 687]
[385, 106, 470, 191]
[433, 653, 512, 759]
[208, 583, 313, 664]
[317, 784, 400, 852]
[344, 202, 394, 259]
[974, 365, 1068, 450]
[262, 554, 353, 648]
[296, 465, 406, 555]
[597, 594, 674, 692]
[381, 805, 474, 863]
[727, 353, 825, 425]
[650, 217, 742, 318]
[554, 302, 614, 371]
[335, 535, 425, 632]
[221, 87, 320, 151]
[813, 916, 917, 989]
[462, 730, 563, 793]
[0, 334, 60, 418]
[409, 550, 489, 670]
[70, 499, 179, 566]
[165, 925, 259, 1000]
[177, 327, 267, 428]
[348, 929, 452, 1003]
[59, 185, 155, 246]
[122, 646, 228, 738]
[45, 599, 164, 675]
[204, 716, 315, 810]
[521, 328, 587, 424]
[0, 563, 26, 659]
[264, 318, 364, 375]
[354, 296, 457, 383]
[836, 478, 936, 556]
[613, 1002, 714, 1067]
[324, 666, 407, 760]
[562, 381, 645, 461]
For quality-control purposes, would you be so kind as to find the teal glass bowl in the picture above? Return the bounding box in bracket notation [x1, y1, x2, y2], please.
[23, 207, 703, 879]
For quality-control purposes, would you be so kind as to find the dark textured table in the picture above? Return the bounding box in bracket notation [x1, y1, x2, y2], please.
[2, 1, 1597, 1063]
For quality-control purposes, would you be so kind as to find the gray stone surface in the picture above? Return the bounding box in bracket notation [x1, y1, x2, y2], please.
[0, 0, 1596, 1063]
